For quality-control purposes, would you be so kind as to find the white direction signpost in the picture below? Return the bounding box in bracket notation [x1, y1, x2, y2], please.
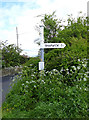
[34, 22, 66, 70]
[40, 43, 66, 49]
[39, 62, 44, 70]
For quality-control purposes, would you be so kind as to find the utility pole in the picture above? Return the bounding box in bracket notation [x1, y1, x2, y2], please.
[16, 27, 19, 48]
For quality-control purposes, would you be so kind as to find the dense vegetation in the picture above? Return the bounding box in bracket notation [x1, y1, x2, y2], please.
[2, 12, 88, 119]
[1, 41, 29, 68]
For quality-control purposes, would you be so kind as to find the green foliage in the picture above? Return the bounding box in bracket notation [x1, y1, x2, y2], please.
[2, 12, 88, 118]
[42, 11, 61, 53]
[24, 57, 40, 68]
[45, 37, 87, 71]
[66, 13, 87, 39]
[2, 63, 88, 118]
[1, 41, 28, 68]
[19, 55, 29, 65]
[43, 11, 60, 43]
[43, 11, 87, 48]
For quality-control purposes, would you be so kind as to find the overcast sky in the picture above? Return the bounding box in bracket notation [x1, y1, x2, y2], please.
[0, 0, 88, 57]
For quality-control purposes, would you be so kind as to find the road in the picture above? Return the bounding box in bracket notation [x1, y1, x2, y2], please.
[0, 75, 16, 103]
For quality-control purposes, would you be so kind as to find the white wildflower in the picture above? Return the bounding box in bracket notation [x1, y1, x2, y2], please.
[83, 77, 87, 81]
[50, 81, 52, 83]
[80, 87, 82, 90]
[25, 85, 28, 88]
[70, 69, 73, 72]
[41, 80, 45, 84]
[60, 67, 63, 72]
[22, 84, 24, 86]
[82, 64, 86, 67]
[84, 88, 88, 91]
[66, 68, 69, 71]
[26, 81, 29, 84]
[78, 59, 80, 61]
[46, 71, 49, 74]
[34, 85, 36, 88]
[31, 74, 35, 77]
[84, 73, 87, 77]
[30, 64, 33, 66]
[67, 71, 69, 74]
[72, 66, 76, 70]
[12, 78, 15, 82]
[30, 80, 35, 83]
[77, 66, 80, 70]
[42, 80, 44, 82]
[53, 69, 57, 72]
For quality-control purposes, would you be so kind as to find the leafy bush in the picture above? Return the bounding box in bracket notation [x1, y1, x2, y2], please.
[23, 57, 40, 68]
[2, 59, 88, 118]
[45, 37, 87, 72]
[1, 41, 29, 68]
[2, 12, 88, 118]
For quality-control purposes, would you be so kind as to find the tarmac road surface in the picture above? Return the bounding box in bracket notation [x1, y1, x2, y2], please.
[0, 74, 16, 103]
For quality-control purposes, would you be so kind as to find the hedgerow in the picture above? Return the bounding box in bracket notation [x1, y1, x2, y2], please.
[2, 12, 88, 119]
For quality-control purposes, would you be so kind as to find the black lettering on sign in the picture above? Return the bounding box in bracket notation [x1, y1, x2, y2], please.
[61, 44, 63, 46]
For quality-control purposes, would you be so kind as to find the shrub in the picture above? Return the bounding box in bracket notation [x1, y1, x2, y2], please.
[1, 41, 28, 68]
[2, 59, 88, 118]
[2, 12, 88, 118]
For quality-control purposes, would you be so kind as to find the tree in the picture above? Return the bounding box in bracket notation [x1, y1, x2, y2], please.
[42, 12, 60, 43]
[1, 41, 22, 68]
[57, 12, 87, 45]
[42, 11, 87, 46]
[42, 12, 87, 78]
[41, 12, 62, 53]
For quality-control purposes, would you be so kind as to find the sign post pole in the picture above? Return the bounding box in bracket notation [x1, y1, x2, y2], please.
[40, 24, 44, 62]
[39, 22, 44, 71]
[38, 23, 66, 71]
[39, 23, 44, 81]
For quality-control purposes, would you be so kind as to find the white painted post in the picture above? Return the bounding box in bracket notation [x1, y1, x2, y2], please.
[38, 22, 66, 71]
[39, 22, 44, 70]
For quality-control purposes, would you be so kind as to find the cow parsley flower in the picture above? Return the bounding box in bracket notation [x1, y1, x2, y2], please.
[72, 66, 76, 70]
[34, 85, 36, 88]
[25, 85, 28, 88]
[83, 77, 87, 81]
[77, 66, 80, 70]
[26, 81, 29, 84]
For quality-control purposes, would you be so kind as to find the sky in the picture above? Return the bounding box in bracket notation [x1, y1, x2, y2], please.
[0, 0, 88, 57]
